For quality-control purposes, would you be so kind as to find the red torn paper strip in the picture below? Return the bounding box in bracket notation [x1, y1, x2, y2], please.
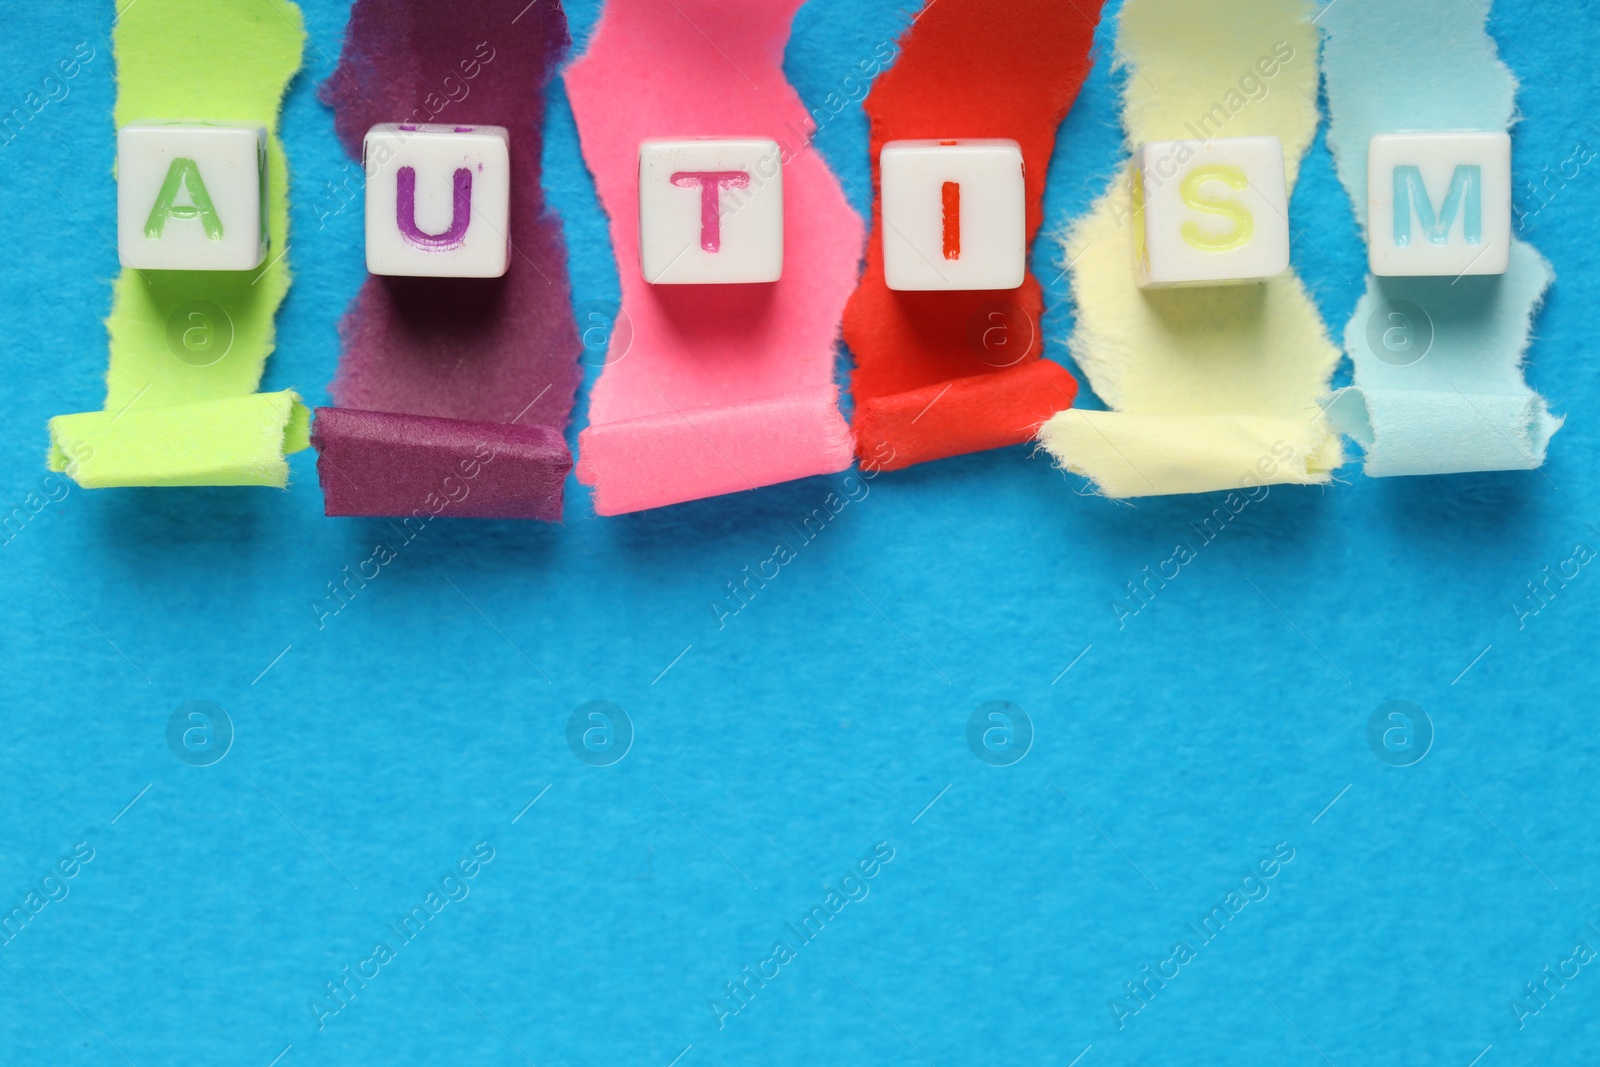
[564, 0, 864, 516]
[843, 0, 1103, 471]
[312, 0, 582, 520]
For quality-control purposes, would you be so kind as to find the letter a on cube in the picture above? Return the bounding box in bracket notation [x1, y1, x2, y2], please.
[1366, 132, 1510, 277]
[638, 138, 784, 284]
[1130, 136, 1290, 288]
[117, 121, 268, 271]
[880, 139, 1027, 291]
[364, 124, 511, 278]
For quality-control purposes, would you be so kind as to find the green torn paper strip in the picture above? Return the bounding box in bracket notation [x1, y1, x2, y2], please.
[50, 393, 310, 488]
[1320, 0, 1561, 477]
[46, 0, 307, 488]
[1035, 0, 1343, 498]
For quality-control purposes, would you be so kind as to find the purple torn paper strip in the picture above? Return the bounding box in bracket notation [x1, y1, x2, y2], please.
[312, 0, 582, 519]
[311, 408, 570, 521]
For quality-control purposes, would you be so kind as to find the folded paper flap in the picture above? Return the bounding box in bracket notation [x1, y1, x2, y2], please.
[48, 391, 307, 489]
[1329, 386, 1562, 477]
[577, 386, 853, 516]
[311, 407, 571, 521]
[855, 360, 1079, 470]
[579, 385, 850, 459]
[1038, 409, 1340, 498]
[311, 407, 570, 455]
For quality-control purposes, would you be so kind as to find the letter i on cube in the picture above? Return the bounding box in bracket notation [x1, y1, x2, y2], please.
[117, 121, 268, 271]
[364, 124, 512, 278]
[638, 138, 785, 284]
[1366, 132, 1510, 277]
[880, 139, 1027, 291]
[1130, 135, 1290, 288]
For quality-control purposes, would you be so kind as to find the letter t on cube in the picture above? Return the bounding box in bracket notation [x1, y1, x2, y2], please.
[638, 139, 784, 284]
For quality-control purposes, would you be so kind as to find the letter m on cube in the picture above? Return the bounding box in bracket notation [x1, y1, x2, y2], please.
[1367, 131, 1511, 277]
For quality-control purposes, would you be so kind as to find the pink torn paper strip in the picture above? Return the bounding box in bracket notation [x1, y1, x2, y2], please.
[564, 0, 863, 516]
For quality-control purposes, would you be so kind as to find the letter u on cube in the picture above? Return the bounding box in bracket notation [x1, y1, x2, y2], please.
[363, 123, 512, 278]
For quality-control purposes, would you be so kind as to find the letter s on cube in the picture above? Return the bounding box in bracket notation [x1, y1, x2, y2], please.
[1131, 135, 1290, 288]
[638, 138, 784, 284]
[364, 124, 511, 278]
[880, 139, 1026, 292]
[117, 121, 268, 271]
[1366, 131, 1510, 277]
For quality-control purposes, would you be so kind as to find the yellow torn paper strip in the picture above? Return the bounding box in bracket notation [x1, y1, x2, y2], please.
[1036, 0, 1342, 498]
[46, 0, 307, 488]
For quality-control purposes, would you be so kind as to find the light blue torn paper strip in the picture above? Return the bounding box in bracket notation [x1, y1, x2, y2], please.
[1320, 0, 1561, 477]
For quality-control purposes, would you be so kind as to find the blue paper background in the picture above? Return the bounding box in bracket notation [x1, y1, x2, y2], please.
[2, 1, 1596, 1065]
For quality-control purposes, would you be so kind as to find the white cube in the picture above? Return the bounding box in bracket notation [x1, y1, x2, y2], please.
[880, 139, 1026, 292]
[1130, 136, 1290, 289]
[638, 138, 783, 285]
[117, 122, 267, 271]
[364, 123, 511, 279]
[1366, 131, 1510, 277]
